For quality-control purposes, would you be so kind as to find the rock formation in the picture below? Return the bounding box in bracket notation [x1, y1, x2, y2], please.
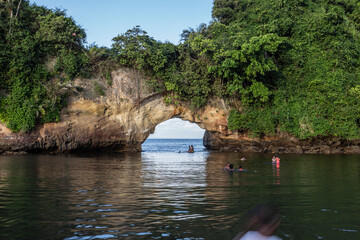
[203, 130, 360, 154]
[0, 68, 228, 154]
[1, 68, 360, 154]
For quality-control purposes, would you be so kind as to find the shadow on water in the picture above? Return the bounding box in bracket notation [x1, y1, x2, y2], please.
[0, 146, 359, 239]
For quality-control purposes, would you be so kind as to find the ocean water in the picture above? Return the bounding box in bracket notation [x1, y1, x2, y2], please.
[0, 139, 359, 240]
[142, 139, 206, 153]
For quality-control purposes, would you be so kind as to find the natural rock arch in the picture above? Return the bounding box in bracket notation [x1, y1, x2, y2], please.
[1, 68, 360, 154]
[0, 94, 228, 153]
[0, 68, 229, 153]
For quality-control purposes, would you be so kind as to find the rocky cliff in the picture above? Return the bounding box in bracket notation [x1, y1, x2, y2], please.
[203, 130, 360, 154]
[1, 68, 360, 154]
[0, 68, 229, 154]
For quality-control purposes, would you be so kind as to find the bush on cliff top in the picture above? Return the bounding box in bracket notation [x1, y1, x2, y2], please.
[110, 0, 360, 139]
[0, 0, 86, 132]
[219, 0, 360, 139]
[1, 0, 360, 140]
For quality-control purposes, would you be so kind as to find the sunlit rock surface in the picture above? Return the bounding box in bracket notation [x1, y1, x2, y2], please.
[0, 68, 229, 154]
[1, 68, 360, 154]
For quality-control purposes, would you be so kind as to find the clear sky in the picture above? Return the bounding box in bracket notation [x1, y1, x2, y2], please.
[30, 0, 212, 139]
[30, 0, 214, 46]
[148, 118, 205, 139]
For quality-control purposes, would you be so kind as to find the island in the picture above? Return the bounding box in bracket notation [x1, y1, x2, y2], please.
[1, 0, 359, 154]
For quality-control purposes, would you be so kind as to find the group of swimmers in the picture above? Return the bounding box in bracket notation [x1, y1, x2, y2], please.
[224, 162, 245, 172]
[272, 155, 280, 164]
[272, 156, 281, 171]
[224, 155, 281, 172]
[187, 145, 194, 153]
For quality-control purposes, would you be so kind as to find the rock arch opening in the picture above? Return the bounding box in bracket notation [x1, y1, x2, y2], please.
[148, 118, 205, 139]
[142, 118, 206, 152]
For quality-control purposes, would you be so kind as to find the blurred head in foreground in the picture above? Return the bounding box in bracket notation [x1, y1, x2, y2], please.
[233, 203, 282, 240]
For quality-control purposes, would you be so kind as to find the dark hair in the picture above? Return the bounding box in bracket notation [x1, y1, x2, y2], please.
[233, 203, 281, 240]
[244, 203, 281, 232]
[229, 163, 233, 169]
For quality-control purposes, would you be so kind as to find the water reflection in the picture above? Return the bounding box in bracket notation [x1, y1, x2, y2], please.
[273, 162, 280, 185]
[0, 152, 359, 239]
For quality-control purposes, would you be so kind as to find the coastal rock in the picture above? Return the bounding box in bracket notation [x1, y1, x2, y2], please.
[1, 67, 360, 154]
[0, 68, 229, 153]
[202, 128, 360, 154]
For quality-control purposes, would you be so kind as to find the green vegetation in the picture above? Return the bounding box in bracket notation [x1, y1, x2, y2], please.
[111, 26, 178, 92]
[1, 0, 360, 140]
[93, 82, 105, 96]
[212, 0, 360, 139]
[0, 0, 86, 132]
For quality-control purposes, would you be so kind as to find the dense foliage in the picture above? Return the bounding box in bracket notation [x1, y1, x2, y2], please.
[1, 0, 360, 140]
[109, 0, 360, 139]
[0, 0, 87, 132]
[212, 0, 360, 139]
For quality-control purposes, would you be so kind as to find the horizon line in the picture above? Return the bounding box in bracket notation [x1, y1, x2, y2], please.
[146, 138, 203, 140]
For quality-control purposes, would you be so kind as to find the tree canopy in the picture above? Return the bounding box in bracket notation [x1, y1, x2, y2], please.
[0, 0, 87, 132]
[1, 0, 360, 140]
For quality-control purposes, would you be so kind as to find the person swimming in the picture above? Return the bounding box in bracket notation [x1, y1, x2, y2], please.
[224, 162, 234, 170]
[238, 166, 244, 171]
[275, 156, 280, 164]
[188, 145, 194, 153]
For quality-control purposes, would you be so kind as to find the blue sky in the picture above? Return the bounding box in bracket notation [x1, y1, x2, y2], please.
[148, 119, 205, 139]
[30, 0, 213, 46]
[30, 0, 212, 139]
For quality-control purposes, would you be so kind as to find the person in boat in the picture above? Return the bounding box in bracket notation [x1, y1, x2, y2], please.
[238, 166, 244, 171]
[232, 203, 282, 240]
[229, 163, 234, 170]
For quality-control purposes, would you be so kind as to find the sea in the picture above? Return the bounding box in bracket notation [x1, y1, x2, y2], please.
[0, 139, 359, 240]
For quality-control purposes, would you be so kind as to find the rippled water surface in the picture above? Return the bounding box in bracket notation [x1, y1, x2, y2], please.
[0, 139, 359, 240]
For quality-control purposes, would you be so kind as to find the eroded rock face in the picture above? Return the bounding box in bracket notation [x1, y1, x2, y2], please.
[1, 67, 360, 154]
[203, 130, 360, 154]
[0, 68, 229, 154]
[0, 97, 229, 154]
